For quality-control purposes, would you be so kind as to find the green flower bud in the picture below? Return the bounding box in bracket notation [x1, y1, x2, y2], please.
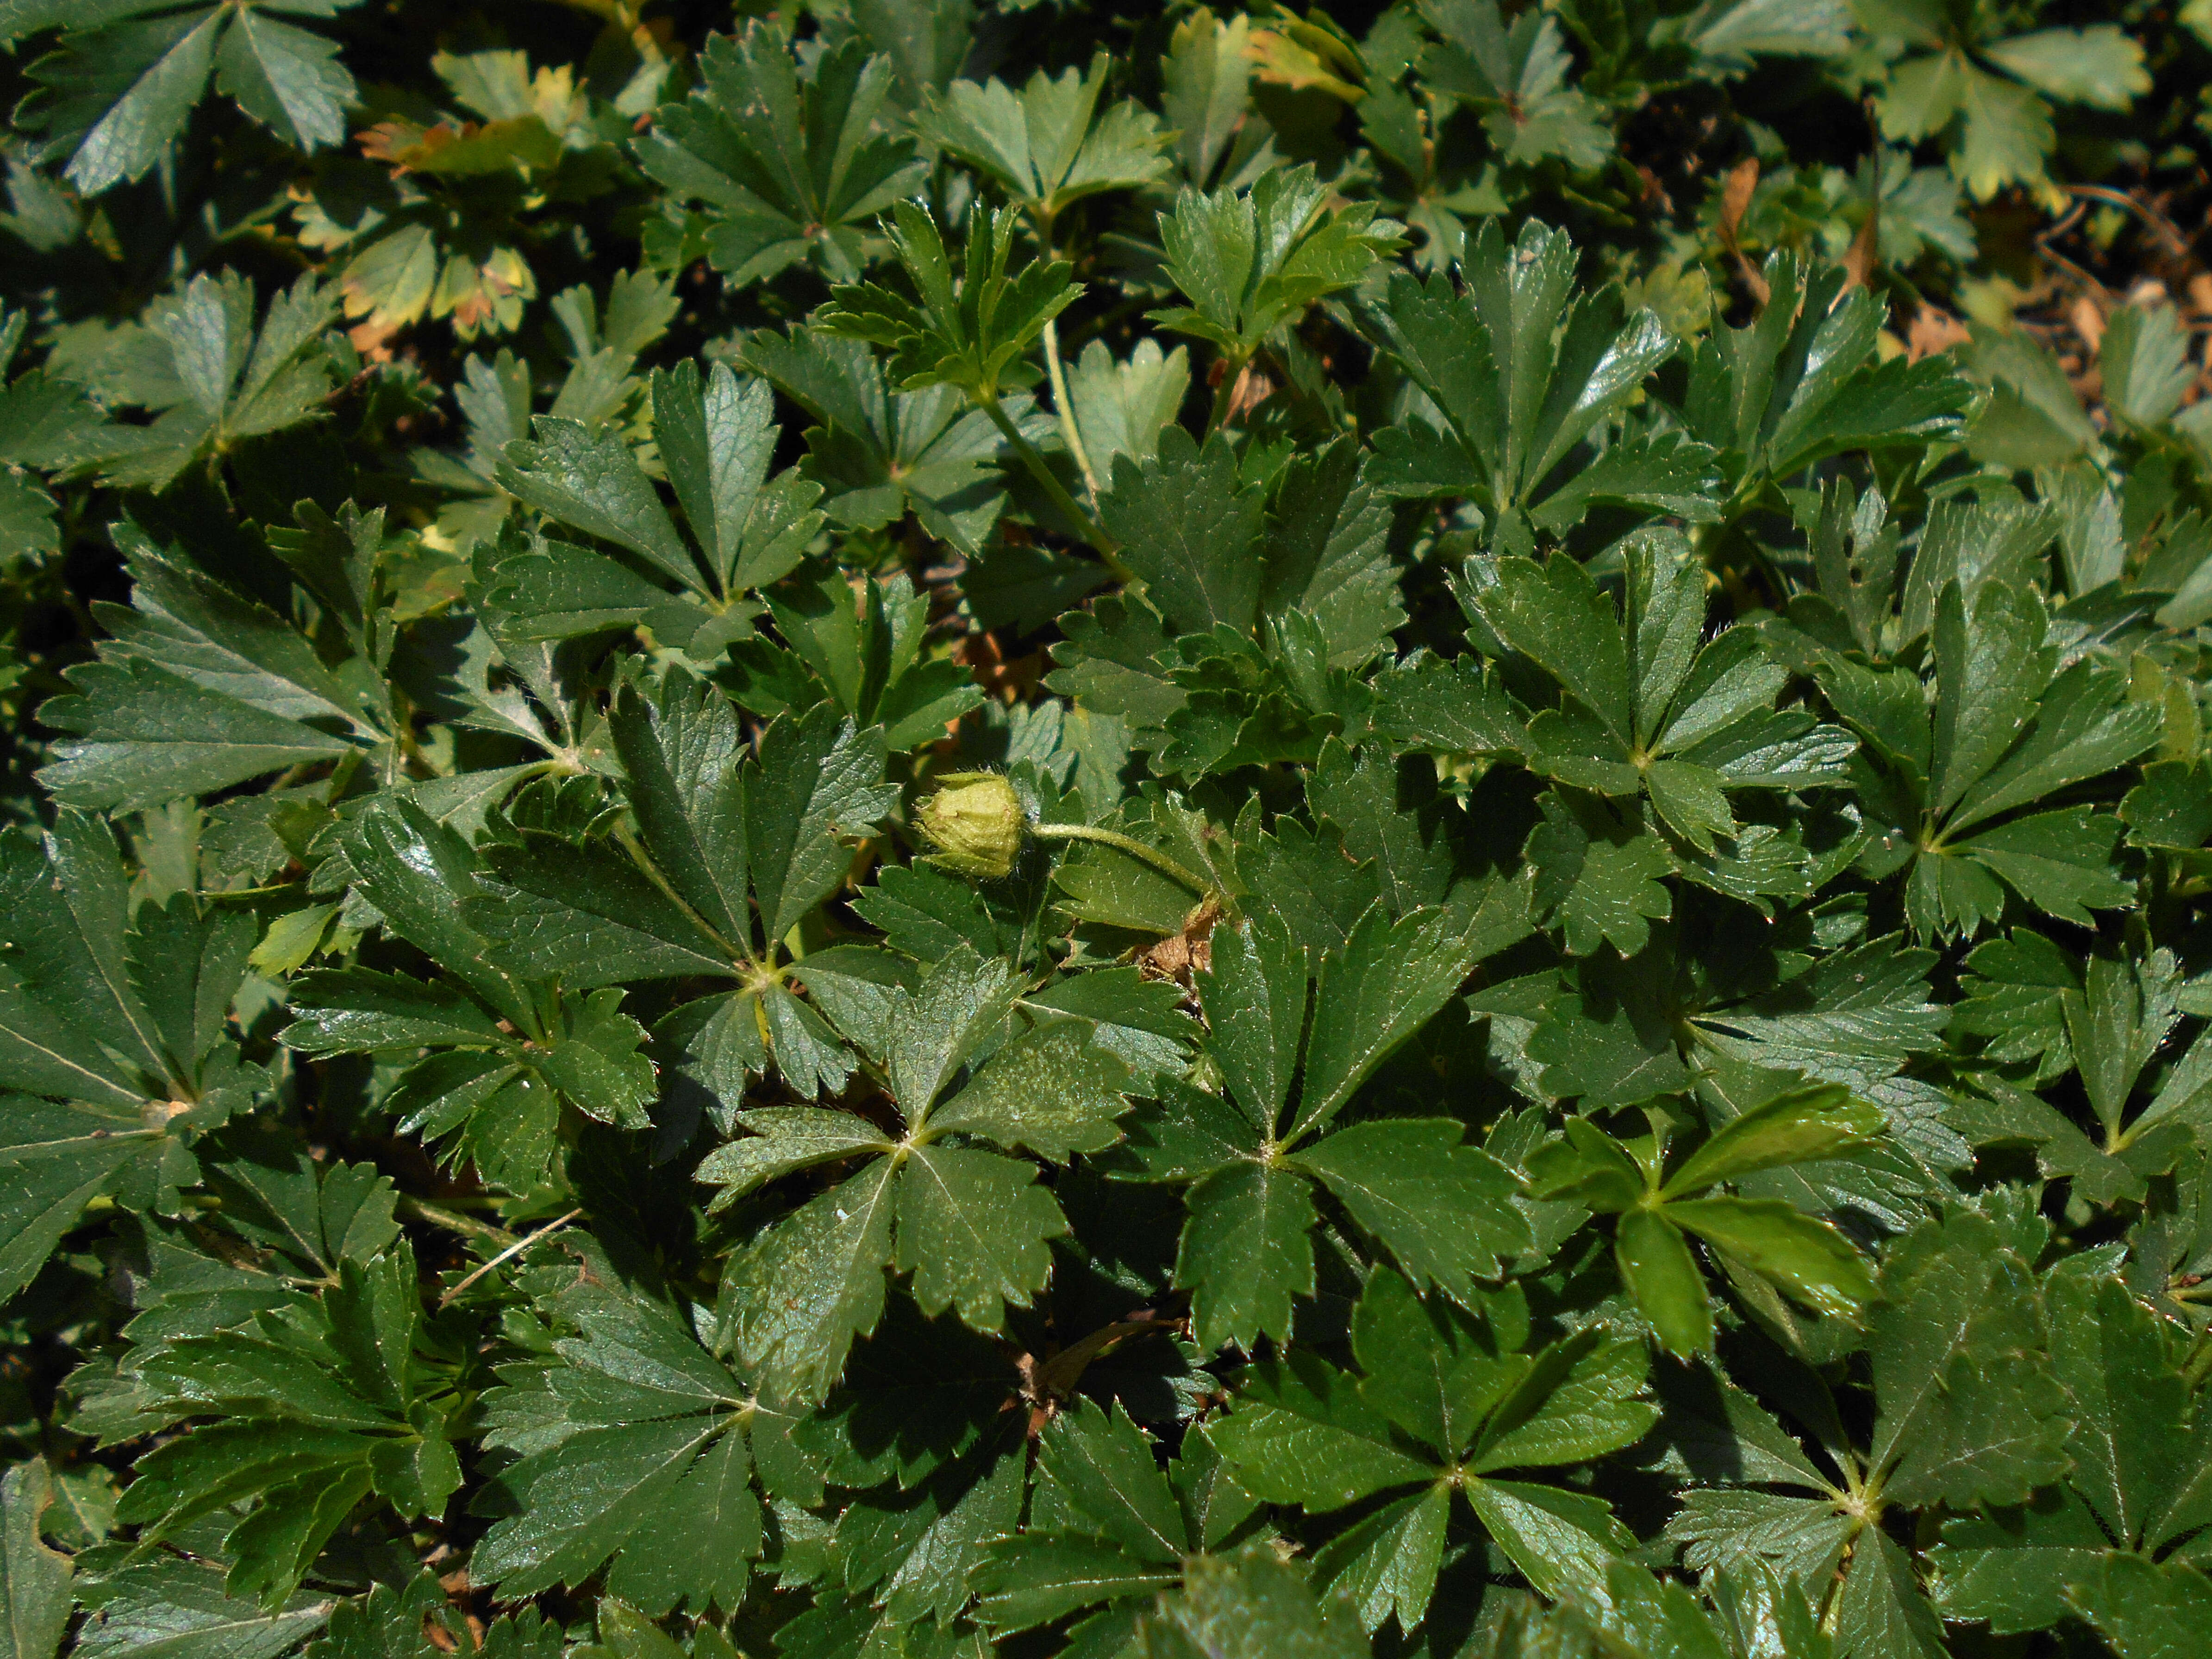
[918, 772, 1025, 879]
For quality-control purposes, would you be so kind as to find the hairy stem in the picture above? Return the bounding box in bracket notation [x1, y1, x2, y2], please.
[399, 1196, 518, 1248]
[1041, 317, 1101, 503]
[979, 392, 1125, 570]
[1031, 820, 1212, 897]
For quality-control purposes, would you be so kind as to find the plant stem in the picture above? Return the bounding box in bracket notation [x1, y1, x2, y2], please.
[978, 392, 1120, 563]
[399, 1196, 518, 1248]
[1031, 821, 1212, 898]
[438, 1207, 584, 1307]
[1041, 317, 1101, 503]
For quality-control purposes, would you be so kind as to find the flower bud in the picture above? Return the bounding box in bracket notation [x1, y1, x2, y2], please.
[917, 772, 1025, 879]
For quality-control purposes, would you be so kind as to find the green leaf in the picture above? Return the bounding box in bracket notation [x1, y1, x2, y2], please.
[1525, 792, 1673, 959]
[1349, 1269, 1506, 1460]
[1931, 1478, 2120, 1634]
[914, 53, 1171, 222]
[39, 529, 383, 812]
[106, 270, 338, 488]
[887, 945, 1024, 1123]
[499, 418, 697, 592]
[1037, 1400, 1187, 1565]
[1291, 1120, 1528, 1299]
[1479, 554, 1634, 747]
[2047, 1272, 2195, 1550]
[529, 990, 656, 1129]
[1196, 912, 1309, 1138]
[1675, 255, 1968, 485]
[1293, 905, 1491, 1140]
[638, 25, 926, 288]
[1663, 1197, 1875, 1319]
[1177, 1162, 1318, 1355]
[23, 3, 360, 195]
[0, 1460, 70, 1659]
[1471, 1331, 1656, 1471]
[1868, 1208, 2070, 1509]
[725, 1158, 899, 1405]
[1151, 163, 1400, 358]
[1098, 427, 1266, 636]
[972, 1534, 1178, 1634]
[894, 1142, 1064, 1330]
[739, 328, 1016, 557]
[1312, 1484, 1448, 1637]
[2065, 1552, 2212, 1659]
[118, 1241, 455, 1607]
[1460, 1477, 1631, 1602]
[1212, 1352, 1437, 1510]
[1363, 220, 1681, 531]
[475, 396, 774, 657]
[1982, 26, 2149, 110]
[924, 1021, 1133, 1160]
[1142, 1547, 1366, 1659]
[473, 1261, 767, 1614]
[1663, 1086, 1887, 1196]
[696, 1107, 892, 1204]
[1421, 0, 1613, 168]
[1616, 1208, 1714, 1357]
[74, 1556, 331, 1659]
[815, 201, 1078, 405]
[2100, 301, 2196, 430]
[1067, 338, 1189, 476]
[1831, 1526, 1945, 1659]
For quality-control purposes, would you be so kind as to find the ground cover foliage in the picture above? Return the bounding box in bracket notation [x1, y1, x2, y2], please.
[8, 0, 2212, 1654]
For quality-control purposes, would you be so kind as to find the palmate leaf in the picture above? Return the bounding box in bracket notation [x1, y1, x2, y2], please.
[637, 24, 926, 288]
[1931, 1272, 2212, 1636]
[1122, 904, 1530, 1351]
[1526, 1085, 1881, 1355]
[74, 269, 342, 492]
[815, 200, 1080, 405]
[1419, 0, 1612, 169]
[1212, 1270, 1651, 1630]
[0, 814, 263, 1302]
[281, 965, 655, 1190]
[40, 526, 392, 813]
[1054, 432, 1406, 778]
[456, 683, 897, 1105]
[1360, 219, 1694, 544]
[12, 0, 364, 194]
[468, 1240, 804, 1617]
[0, 307, 113, 567]
[723, 566, 983, 751]
[1529, 928, 1948, 1118]
[1857, 1, 2148, 198]
[1866, 1207, 2070, 1511]
[115, 1238, 460, 1610]
[1150, 163, 1402, 360]
[913, 52, 1172, 225]
[488, 358, 823, 662]
[1471, 534, 1855, 851]
[1670, 253, 1971, 501]
[705, 948, 1132, 1401]
[739, 326, 1029, 557]
[1949, 941, 2212, 1207]
[1823, 575, 2161, 941]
